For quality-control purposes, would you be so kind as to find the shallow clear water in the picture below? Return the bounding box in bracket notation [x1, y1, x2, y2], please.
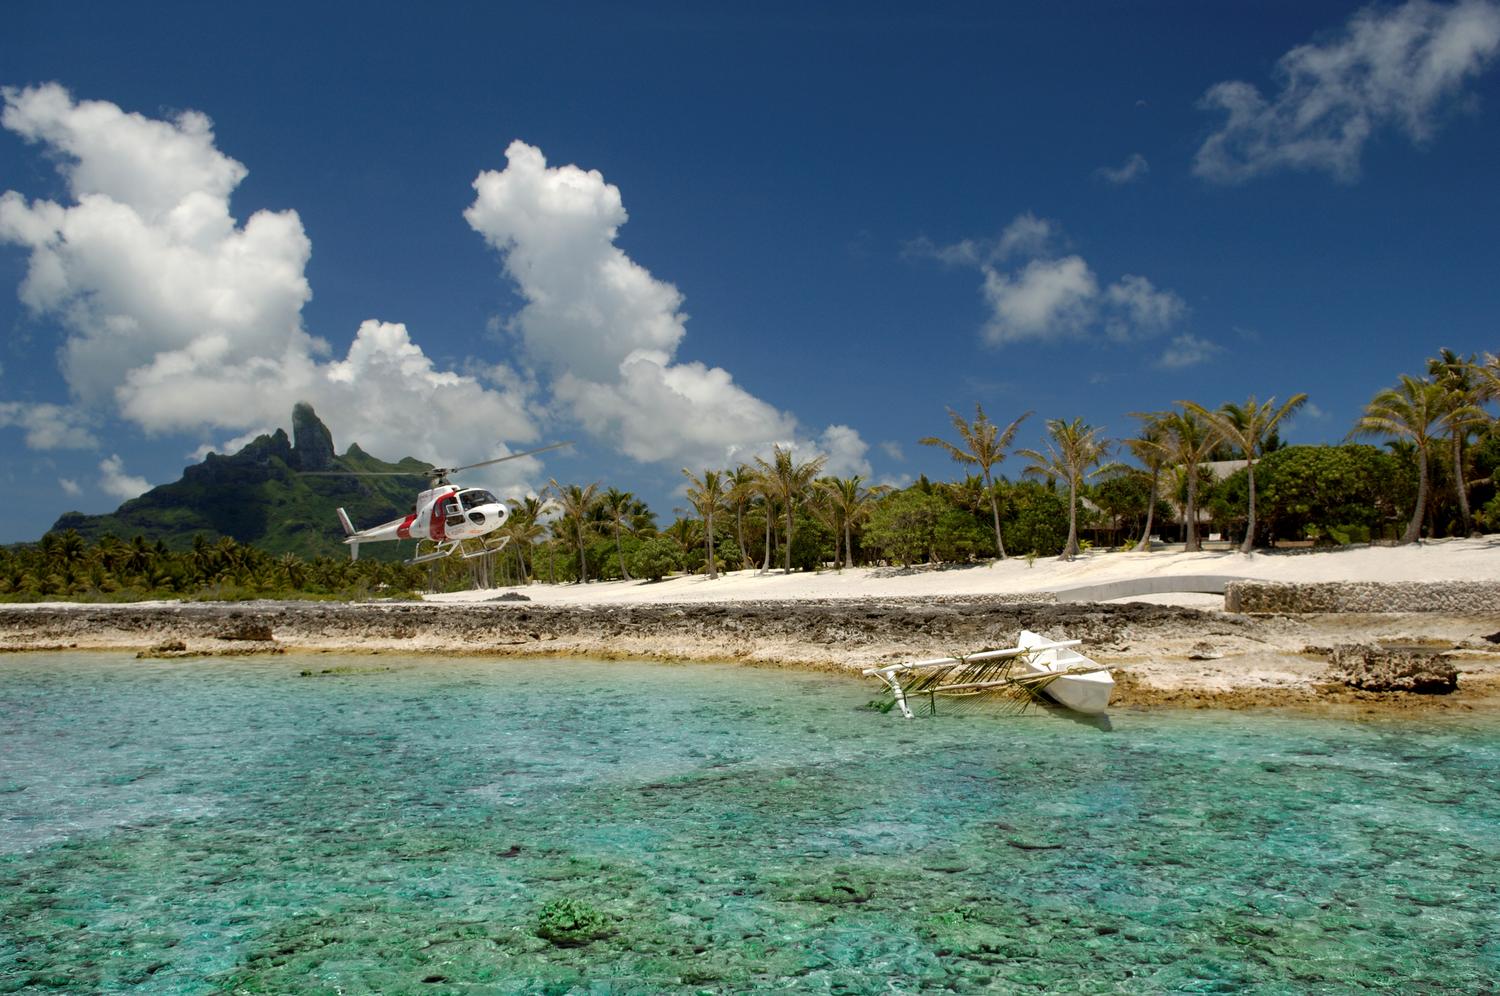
[1, 653, 1497, 994]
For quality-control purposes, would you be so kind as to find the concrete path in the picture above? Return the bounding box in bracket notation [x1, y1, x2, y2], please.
[1050, 575, 1251, 603]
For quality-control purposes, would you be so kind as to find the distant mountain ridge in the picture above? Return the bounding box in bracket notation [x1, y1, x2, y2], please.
[49, 404, 431, 559]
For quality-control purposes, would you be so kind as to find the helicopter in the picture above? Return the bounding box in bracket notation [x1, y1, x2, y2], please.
[303, 442, 571, 564]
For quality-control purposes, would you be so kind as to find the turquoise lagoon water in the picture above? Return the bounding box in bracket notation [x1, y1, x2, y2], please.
[1, 653, 1497, 994]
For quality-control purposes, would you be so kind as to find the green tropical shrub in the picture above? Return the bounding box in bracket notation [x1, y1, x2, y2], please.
[627, 536, 682, 581]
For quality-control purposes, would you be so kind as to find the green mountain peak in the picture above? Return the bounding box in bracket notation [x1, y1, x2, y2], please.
[48, 405, 428, 559]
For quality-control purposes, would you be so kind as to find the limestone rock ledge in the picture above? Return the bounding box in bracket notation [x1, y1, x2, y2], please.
[1325, 643, 1459, 693]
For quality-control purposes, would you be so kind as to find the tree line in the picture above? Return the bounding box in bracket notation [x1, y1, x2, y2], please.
[490, 349, 1499, 584]
[7, 348, 1498, 599]
[0, 531, 430, 601]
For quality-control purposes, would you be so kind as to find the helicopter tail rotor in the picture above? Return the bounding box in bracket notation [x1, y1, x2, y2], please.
[336, 507, 360, 561]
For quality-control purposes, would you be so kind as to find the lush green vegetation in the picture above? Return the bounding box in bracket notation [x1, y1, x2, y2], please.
[0, 531, 429, 601]
[10, 350, 1499, 599]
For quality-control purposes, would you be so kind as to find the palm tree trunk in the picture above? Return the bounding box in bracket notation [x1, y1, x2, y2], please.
[705, 509, 718, 579]
[783, 507, 795, 574]
[1064, 479, 1079, 560]
[735, 507, 747, 565]
[576, 528, 588, 584]
[1184, 473, 1200, 553]
[985, 472, 1006, 559]
[1136, 469, 1158, 551]
[1402, 448, 1428, 545]
[1240, 461, 1257, 554]
[844, 520, 854, 569]
[614, 523, 632, 580]
[761, 513, 773, 573]
[1453, 432, 1473, 535]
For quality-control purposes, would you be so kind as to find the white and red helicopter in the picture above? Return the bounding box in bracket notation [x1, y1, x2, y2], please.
[306, 442, 570, 564]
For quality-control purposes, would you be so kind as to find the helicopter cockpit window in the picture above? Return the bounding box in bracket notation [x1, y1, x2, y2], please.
[460, 490, 497, 510]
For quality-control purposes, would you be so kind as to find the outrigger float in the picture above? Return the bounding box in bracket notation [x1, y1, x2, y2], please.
[864, 630, 1116, 718]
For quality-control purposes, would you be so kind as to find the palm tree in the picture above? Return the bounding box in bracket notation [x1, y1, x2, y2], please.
[663, 516, 702, 562]
[125, 535, 156, 577]
[600, 487, 637, 580]
[753, 445, 827, 574]
[1477, 352, 1500, 404]
[920, 405, 1032, 560]
[1427, 350, 1487, 536]
[755, 486, 782, 574]
[682, 468, 727, 579]
[1181, 393, 1308, 553]
[816, 475, 882, 570]
[1350, 375, 1449, 545]
[725, 465, 757, 566]
[1124, 412, 1170, 551]
[547, 480, 600, 582]
[504, 496, 548, 584]
[1017, 418, 1111, 560]
[1159, 408, 1221, 552]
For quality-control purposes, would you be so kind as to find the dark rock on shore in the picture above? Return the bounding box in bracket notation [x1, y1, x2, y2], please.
[1325, 644, 1459, 694]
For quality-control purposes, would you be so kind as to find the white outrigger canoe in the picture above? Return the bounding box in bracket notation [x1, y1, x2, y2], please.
[863, 631, 1115, 718]
[1014, 629, 1115, 714]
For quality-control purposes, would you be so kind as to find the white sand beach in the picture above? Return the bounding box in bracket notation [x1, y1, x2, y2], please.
[4, 537, 1497, 711]
[427, 535, 1500, 608]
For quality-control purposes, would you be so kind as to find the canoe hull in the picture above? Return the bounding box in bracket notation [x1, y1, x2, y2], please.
[1017, 630, 1114, 714]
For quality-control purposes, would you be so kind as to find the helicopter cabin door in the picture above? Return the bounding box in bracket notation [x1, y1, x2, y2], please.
[431, 490, 463, 541]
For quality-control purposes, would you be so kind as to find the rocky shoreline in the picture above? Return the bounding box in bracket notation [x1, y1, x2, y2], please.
[2, 598, 1498, 713]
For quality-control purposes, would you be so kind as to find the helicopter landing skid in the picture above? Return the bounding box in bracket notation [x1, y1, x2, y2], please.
[407, 535, 512, 565]
[459, 535, 511, 560]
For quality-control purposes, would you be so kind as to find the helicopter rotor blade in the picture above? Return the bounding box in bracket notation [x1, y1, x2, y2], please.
[298, 470, 434, 477]
[438, 441, 573, 476]
[298, 442, 572, 480]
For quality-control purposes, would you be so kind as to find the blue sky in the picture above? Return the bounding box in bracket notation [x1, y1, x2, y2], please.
[2, 1, 1498, 542]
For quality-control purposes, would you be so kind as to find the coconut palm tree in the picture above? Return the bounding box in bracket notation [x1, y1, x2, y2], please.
[1350, 375, 1448, 545]
[1016, 418, 1111, 560]
[1159, 408, 1221, 552]
[1427, 350, 1487, 536]
[1124, 412, 1170, 551]
[503, 496, 548, 584]
[600, 487, 637, 580]
[1180, 393, 1308, 552]
[1477, 352, 1500, 404]
[816, 475, 882, 570]
[547, 480, 600, 582]
[725, 465, 757, 566]
[755, 488, 783, 574]
[919, 405, 1032, 560]
[682, 468, 727, 579]
[753, 445, 827, 574]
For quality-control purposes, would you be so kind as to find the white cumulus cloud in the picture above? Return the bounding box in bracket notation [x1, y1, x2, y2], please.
[0, 401, 98, 449]
[98, 453, 150, 500]
[0, 84, 542, 491]
[916, 213, 1189, 351]
[466, 140, 868, 476]
[1104, 275, 1188, 341]
[981, 256, 1099, 345]
[1157, 333, 1224, 369]
[58, 477, 81, 497]
[1095, 153, 1150, 184]
[1194, 0, 1500, 183]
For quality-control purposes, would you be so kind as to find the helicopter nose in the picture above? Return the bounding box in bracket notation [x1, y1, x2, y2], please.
[467, 503, 506, 527]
